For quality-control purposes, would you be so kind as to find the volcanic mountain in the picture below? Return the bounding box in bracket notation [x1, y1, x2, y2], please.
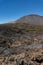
[15, 14, 43, 26]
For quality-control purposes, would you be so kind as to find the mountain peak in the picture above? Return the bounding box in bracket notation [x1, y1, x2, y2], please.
[28, 14, 40, 16]
[16, 14, 43, 26]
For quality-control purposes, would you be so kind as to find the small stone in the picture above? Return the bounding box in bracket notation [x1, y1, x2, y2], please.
[41, 63, 43, 65]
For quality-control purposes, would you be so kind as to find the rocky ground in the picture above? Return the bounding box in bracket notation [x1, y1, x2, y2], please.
[0, 23, 43, 65]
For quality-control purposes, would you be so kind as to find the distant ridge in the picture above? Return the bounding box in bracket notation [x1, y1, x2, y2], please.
[15, 14, 43, 26]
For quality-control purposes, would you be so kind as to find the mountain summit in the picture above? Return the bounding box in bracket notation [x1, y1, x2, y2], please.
[16, 14, 43, 26]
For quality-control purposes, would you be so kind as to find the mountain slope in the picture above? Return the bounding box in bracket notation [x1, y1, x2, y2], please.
[16, 14, 43, 26]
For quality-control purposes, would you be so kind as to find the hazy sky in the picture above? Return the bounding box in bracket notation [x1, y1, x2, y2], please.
[0, 0, 43, 24]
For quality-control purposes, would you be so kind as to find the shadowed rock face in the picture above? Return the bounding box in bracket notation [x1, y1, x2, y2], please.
[16, 14, 43, 26]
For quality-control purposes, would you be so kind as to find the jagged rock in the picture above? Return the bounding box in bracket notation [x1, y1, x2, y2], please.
[2, 48, 15, 55]
[0, 47, 5, 54]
